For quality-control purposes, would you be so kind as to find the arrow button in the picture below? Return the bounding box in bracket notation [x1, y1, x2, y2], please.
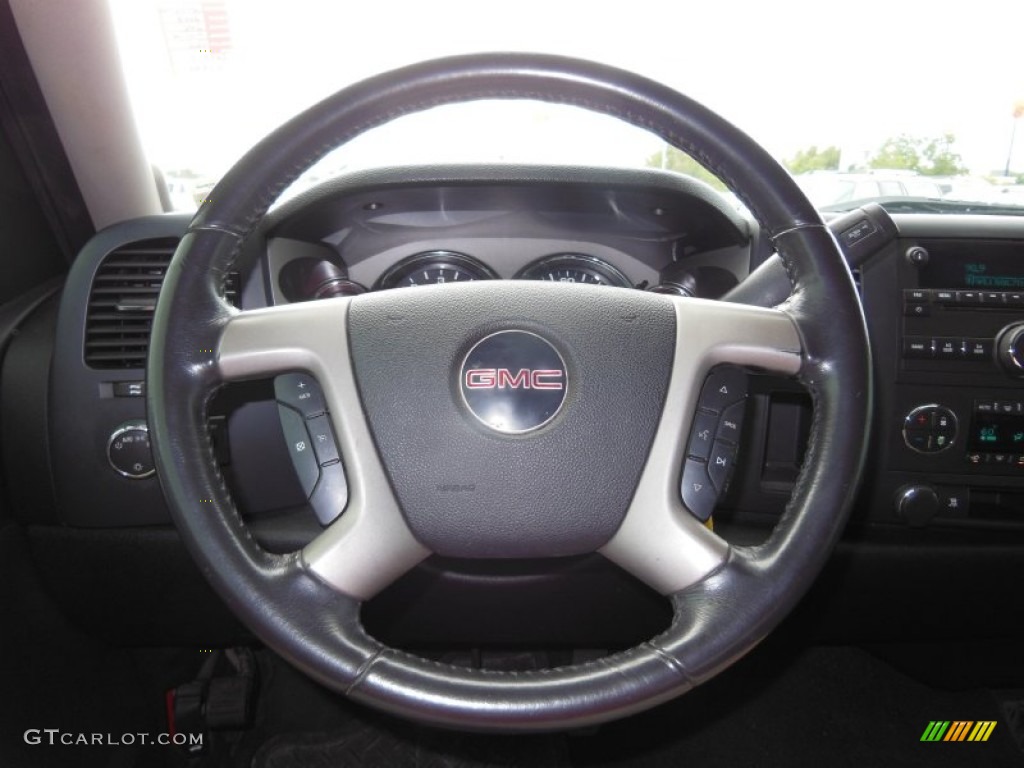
[681, 458, 716, 522]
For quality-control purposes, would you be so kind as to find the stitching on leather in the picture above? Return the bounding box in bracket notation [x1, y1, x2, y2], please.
[646, 642, 693, 685]
[346, 647, 388, 695]
[199, 382, 261, 550]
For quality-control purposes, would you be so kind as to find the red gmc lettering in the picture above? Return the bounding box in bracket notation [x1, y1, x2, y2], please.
[530, 370, 564, 390]
[465, 369, 496, 388]
[496, 369, 530, 389]
[464, 368, 564, 391]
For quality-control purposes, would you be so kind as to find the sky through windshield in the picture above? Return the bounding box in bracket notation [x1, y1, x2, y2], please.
[109, 0, 1024, 198]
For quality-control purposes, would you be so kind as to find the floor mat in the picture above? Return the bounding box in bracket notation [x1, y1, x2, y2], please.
[253, 720, 568, 768]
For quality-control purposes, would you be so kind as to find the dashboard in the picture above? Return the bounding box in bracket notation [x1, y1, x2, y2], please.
[5, 163, 1024, 648]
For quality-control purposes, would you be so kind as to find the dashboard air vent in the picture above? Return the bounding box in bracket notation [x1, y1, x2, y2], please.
[84, 239, 241, 369]
[85, 239, 177, 369]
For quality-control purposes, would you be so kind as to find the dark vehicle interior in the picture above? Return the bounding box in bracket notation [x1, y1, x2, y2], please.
[3, 3, 1024, 767]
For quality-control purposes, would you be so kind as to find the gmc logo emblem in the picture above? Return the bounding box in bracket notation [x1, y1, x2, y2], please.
[464, 368, 564, 391]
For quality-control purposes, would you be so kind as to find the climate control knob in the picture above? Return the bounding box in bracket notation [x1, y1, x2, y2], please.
[996, 322, 1024, 375]
[902, 404, 957, 453]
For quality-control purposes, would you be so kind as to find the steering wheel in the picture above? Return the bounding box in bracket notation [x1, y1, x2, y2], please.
[147, 53, 870, 731]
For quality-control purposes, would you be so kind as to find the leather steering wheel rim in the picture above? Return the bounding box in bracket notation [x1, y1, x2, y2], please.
[147, 53, 871, 731]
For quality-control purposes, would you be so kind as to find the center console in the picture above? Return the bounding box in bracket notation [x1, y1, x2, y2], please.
[863, 221, 1024, 527]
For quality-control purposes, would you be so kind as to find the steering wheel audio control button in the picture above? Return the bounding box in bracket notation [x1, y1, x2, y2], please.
[107, 421, 155, 479]
[716, 401, 746, 443]
[698, 366, 747, 413]
[277, 404, 320, 498]
[308, 460, 348, 526]
[687, 411, 719, 460]
[681, 459, 716, 522]
[274, 373, 326, 417]
[708, 440, 738, 491]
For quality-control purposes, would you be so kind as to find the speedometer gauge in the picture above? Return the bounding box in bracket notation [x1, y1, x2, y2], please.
[516, 254, 632, 288]
[377, 251, 497, 289]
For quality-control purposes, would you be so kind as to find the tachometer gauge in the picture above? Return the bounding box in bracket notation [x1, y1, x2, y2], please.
[516, 253, 632, 288]
[377, 251, 497, 289]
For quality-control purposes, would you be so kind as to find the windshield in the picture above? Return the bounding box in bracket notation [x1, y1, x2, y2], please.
[108, 0, 1024, 213]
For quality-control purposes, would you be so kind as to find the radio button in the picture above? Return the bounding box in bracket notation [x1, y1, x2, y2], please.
[933, 290, 957, 303]
[956, 290, 982, 305]
[964, 338, 993, 360]
[904, 289, 930, 304]
[935, 338, 962, 358]
[903, 337, 935, 359]
[981, 292, 1005, 305]
[904, 303, 931, 317]
[1007, 293, 1024, 306]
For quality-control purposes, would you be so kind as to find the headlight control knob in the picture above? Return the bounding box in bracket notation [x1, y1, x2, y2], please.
[107, 420, 155, 479]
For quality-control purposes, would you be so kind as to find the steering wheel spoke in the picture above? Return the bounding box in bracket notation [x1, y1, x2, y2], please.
[218, 300, 431, 599]
[600, 298, 801, 594]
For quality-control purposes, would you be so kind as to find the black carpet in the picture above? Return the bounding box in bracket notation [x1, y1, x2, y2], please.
[249, 643, 1023, 768]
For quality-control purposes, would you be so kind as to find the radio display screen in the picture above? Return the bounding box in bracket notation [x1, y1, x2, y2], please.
[919, 243, 1024, 290]
[968, 412, 1024, 452]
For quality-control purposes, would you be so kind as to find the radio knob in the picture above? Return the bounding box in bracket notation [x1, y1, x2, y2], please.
[997, 323, 1024, 375]
[895, 485, 939, 527]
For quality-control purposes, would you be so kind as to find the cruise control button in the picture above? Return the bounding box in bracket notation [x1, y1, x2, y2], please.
[708, 440, 737, 491]
[687, 410, 719, 460]
[278, 404, 320, 498]
[716, 400, 745, 443]
[306, 414, 340, 466]
[681, 459, 716, 522]
[309, 460, 349, 526]
[275, 373, 327, 418]
[699, 367, 746, 414]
